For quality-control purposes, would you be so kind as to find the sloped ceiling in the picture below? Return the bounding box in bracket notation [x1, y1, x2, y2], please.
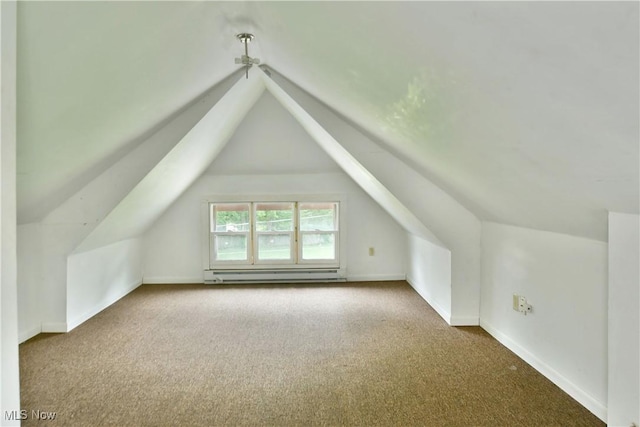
[17, 2, 638, 241]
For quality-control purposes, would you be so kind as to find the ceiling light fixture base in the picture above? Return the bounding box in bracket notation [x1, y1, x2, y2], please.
[236, 33, 254, 44]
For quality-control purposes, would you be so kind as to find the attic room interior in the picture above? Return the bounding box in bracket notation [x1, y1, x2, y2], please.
[0, 1, 638, 426]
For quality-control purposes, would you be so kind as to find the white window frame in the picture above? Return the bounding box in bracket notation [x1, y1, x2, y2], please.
[201, 194, 346, 273]
[209, 203, 252, 266]
[253, 202, 296, 265]
[297, 202, 340, 265]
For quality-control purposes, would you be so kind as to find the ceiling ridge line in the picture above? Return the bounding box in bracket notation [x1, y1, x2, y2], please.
[72, 71, 267, 254]
[259, 70, 446, 249]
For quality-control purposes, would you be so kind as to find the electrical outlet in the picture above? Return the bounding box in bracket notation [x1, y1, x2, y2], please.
[368, 247, 375, 256]
[513, 294, 532, 315]
[518, 296, 527, 311]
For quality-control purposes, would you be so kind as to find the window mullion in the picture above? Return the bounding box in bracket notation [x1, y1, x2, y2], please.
[294, 202, 299, 264]
[250, 202, 255, 264]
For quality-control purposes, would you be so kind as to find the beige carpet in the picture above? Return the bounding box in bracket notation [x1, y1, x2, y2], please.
[19, 281, 603, 426]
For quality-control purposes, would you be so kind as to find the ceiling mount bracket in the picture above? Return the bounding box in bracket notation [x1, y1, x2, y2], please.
[236, 33, 254, 44]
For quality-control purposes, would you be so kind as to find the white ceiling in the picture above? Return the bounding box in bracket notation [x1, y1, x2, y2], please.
[16, 1, 638, 241]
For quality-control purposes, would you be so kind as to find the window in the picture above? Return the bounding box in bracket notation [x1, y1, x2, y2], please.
[255, 202, 294, 263]
[298, 202, 338, 262]
[209, 201, 340, 268]
[210, 203, 250, 263]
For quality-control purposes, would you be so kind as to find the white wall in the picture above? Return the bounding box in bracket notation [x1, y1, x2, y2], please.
[67, 238, 143, 331]
[142, 92, 408, 283]
[143, 173, 407, 283]
[1, 1, 20, 424]
[608, 212, 639, 427]
[480, 222, 607, 421]
[406, 234, 452, 322]
[270, 73, 481, 324]
[17, 223, 41, 341]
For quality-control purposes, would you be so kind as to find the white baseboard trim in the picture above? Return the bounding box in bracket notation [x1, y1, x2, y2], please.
[41, 322, 68, 333]
[406, 275, 452, 325]
[480, 319, 607, 422]
[143, 276, 204, 284]
[449, 316, 480, 326]
[67, 278, 143, 332]
[19, 326, 42, 343]
[347, 274, 406, 282]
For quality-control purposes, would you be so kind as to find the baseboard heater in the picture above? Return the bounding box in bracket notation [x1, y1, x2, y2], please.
[204, 269, 344, 284]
